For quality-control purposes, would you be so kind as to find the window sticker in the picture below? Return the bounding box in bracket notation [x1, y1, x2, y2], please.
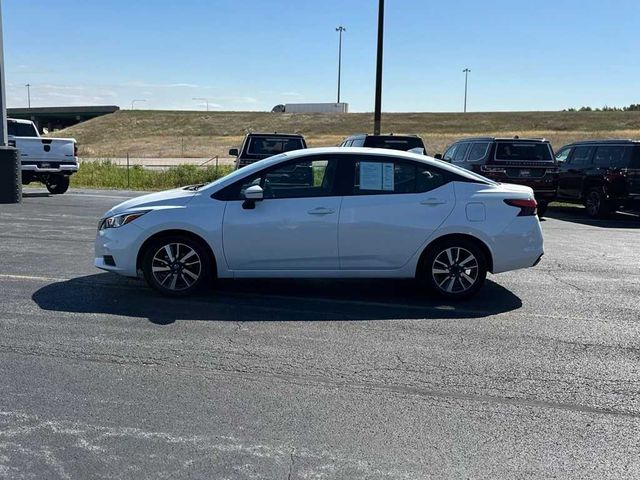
[359, 162, 395, 191]
[382, 163, 394, 190]
[360, 162, 382, 190]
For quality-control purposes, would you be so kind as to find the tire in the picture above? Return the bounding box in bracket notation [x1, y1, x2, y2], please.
[421, 238, 488, 300]
[45, 175, 70, 194]
[584, 188, 611, 218]
[142, 235, 211, 297]
[536, 200, 548, 218]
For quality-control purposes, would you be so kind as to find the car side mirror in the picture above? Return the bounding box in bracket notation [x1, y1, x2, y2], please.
[229, 148, 239, 157]
[434, 153, 443, 160]
[242, 185, 263, 209]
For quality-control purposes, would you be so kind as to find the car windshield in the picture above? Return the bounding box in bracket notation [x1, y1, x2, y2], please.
[365, 136, 425, 151]
[247, 137, 305, 156]
[495, 142, 553, 162]
[8, 121, 38, 137]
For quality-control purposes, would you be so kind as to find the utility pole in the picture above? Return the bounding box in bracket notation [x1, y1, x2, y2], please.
[373, 0, 384, 135]
[0, 1, 7, 146]
[25, 83, 31, 108]
[463, 68, 471, 113]
[336, 26, 346, 104]
[192, 97, 209, 112]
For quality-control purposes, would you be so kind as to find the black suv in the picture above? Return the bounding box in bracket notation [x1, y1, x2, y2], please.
[555, 140, 640, 217]
[229, 133, 307, 169]
[339, 134, 427, 155]
[437, 137, 558, 216]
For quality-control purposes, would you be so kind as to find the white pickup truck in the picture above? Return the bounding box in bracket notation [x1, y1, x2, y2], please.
[8, 118, 78, 194]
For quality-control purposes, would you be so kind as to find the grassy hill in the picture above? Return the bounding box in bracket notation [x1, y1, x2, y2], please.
[53, 110, 640, 158]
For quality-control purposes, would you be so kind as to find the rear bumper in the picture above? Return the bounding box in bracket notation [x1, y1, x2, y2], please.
[22, 163, 78, 174]
[492, 217, 544, 274]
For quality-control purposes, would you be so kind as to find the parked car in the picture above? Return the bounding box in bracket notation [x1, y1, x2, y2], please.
[8, 118, 78, 194]
[436, 137, 557, 216]
[229, 132, 307, 169]
[95, 147, 544, 300]
[339, 134, 427, 155]
[555, 140, 640, 217]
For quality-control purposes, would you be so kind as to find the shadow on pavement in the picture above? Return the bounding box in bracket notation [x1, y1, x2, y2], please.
[32, 273, 522, 325]
[547, 204, 640, 229]
[22, 192, 52, 198]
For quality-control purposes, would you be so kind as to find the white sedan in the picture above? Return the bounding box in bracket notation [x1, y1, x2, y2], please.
[95, 147, 544, 299]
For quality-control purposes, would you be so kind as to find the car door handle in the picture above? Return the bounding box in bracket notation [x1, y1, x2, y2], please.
[420, 198, 447, 206]
[307, 207, 335, 215]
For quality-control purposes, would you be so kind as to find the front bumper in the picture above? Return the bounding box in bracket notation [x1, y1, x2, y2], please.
[94, 223, 145, 278]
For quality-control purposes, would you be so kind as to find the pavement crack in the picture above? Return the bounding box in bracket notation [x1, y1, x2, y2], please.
[287, 447, 296, 480]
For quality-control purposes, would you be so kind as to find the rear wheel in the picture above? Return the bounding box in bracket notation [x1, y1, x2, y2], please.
[142, 235, 211, 297]
[584, 188, 611, 218]
[536, 199, 548, 218]
[45, 175, 70, 194]
[421, 239, 487, 300]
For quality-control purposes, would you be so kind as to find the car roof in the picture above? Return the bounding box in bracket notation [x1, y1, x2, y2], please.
[245, 132, 305, 138]
[205, 146, 494, 193]
[345, 133, 421, 139]
[454, 137, 550, 143]
[561, 139, 640, 147]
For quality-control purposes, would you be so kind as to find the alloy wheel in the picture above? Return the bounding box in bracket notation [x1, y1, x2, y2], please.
[431, 247, 479, 294]
[151, 242, 202, 292]
[586, 191, 601, 217]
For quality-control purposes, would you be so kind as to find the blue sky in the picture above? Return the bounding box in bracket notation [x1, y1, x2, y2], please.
[3, 0, 640, 112]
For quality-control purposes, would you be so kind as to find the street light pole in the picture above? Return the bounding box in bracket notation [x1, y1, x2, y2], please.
[373, 0, 384, 135]
[131, 99, 146, 110]
[0, 1, 7, 146]
[336, 26, 346, 104]
[463, 68, 471, 113]
[192, 97, 209, 112]
[25, 83, 31, 108]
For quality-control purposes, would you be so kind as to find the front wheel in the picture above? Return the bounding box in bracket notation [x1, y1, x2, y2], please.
[45, 175, 70, 194]
[142, 236, 211, 297]
[421, 239, 487, 300]
[536, 199, 548, 218]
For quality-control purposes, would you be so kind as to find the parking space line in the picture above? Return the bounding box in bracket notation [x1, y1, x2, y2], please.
[0, 273, 70, 283]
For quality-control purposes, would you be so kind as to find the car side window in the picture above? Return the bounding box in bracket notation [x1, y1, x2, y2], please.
[452, 143, 470, 163]
[442, 144, 458, 162]
[555, 148, 572, 163]
[218, 158, 338, 200]
[467, 142, 490, 162]
[593, 146, 631, 169]
[569, 146, 593, 166]
[352, 138, 365, 147]
[353, 159, 446, 195]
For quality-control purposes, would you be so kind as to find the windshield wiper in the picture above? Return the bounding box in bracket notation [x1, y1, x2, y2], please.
[183, 183, 206, 191]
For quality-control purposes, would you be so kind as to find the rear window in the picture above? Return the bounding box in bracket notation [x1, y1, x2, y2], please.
[247, 137, 305, 156]
[495, 142, 552, 162]
[8, 121, 38, 137]
[364, 136, 425, 152]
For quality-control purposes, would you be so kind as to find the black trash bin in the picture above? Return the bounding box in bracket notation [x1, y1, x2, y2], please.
[0, 146, 21, 204]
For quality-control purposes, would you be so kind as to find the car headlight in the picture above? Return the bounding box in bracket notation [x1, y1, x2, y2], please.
[99, 210, 149, 230]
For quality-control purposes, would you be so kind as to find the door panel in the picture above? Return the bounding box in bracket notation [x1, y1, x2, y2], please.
[223, 197, 342, 270]
[339, 183, 455, 269]
[559, 146, 592, 199]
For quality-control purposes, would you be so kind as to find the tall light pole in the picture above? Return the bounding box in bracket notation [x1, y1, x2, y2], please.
[25, 83, 31, 108]
[463, 68, 471, 113]
[336, 26, 346, 104]
[192, 97, 209, 112]
[131, 99, 146, 110]
[0, 1, 7, 146]
[373, 0, 384, 135]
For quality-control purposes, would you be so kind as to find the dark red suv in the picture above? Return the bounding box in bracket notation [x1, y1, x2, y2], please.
[438, 137, 558, 216]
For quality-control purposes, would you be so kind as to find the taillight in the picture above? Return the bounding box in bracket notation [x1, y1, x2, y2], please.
[504, 198, 537, 216]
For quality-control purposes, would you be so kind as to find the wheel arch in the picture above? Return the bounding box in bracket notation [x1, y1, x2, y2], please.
[136, 229, 217, 276]
[416, 233, 494, 276]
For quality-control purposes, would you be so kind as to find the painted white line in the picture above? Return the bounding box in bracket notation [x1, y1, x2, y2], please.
[0, 273, 70, 283]
[64, 193, 138, 200]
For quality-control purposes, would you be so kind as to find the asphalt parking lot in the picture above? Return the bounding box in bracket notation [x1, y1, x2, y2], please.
[1, 189, 639, 479]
